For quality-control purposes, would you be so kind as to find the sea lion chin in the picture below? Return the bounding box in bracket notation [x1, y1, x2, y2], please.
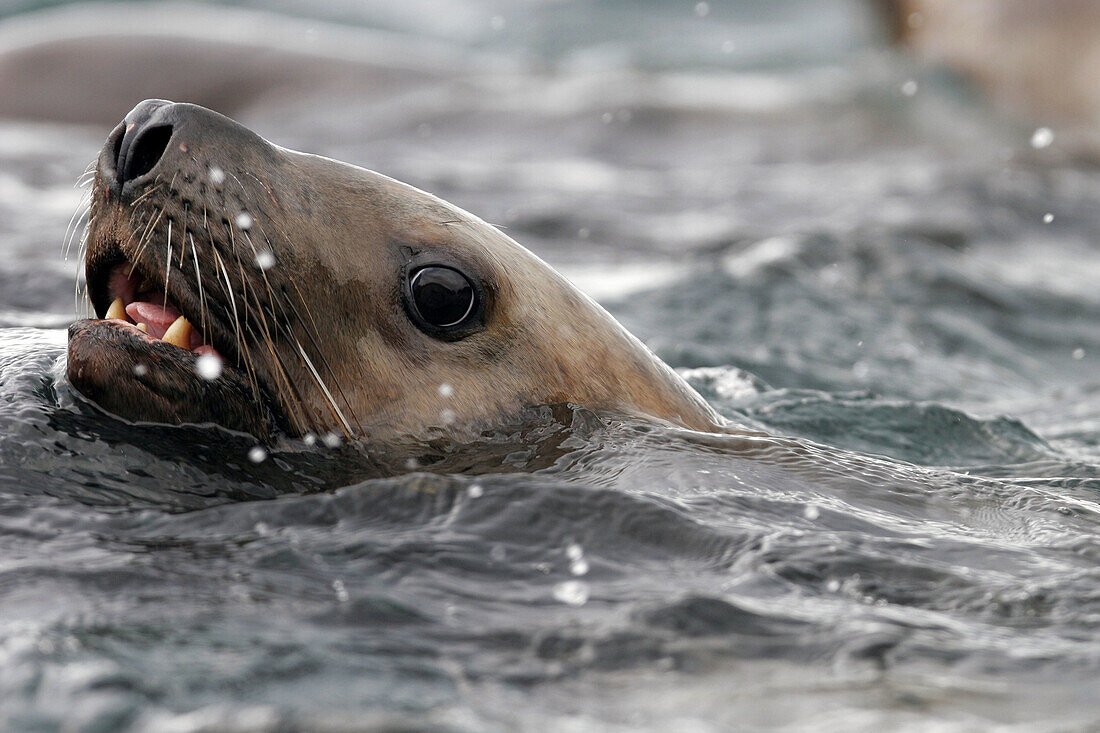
[66, 99, 724, 442]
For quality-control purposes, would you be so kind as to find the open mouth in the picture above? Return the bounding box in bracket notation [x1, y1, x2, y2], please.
[93, 259, 222, 358]
[68, 242, 278, 440]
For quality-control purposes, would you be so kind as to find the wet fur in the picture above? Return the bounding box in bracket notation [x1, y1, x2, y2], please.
[76, 102, 723, 440]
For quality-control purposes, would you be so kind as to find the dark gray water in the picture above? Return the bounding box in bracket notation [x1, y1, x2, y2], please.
[1, 1, 1100, 730]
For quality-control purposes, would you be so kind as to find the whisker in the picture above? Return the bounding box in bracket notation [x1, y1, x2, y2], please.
[188, 231, 208, 338]
[70, 189, 98, 316]
[62, 189, 90, 259]
[213, 249, 243, 360]
[239, 212, 364, 437]
[163, 219, 173, 305]
[178, 221, 189, 269]
[73, 264, 84, 316]
[74, 160, 96, 190]
[284, 278, 363, 435]
[233, 250, 281, 378]
[234, 206, 358, 436]
[161, 174, 181, 303]
[294, 337, 354, 437]
[75, 281, 90, 318]
[243, 229, 350, 435]
[213, 247, 262, 404]
[130, 204, 167, 277]
[234, 252, 314, 434]
[129, 183, 164, 207]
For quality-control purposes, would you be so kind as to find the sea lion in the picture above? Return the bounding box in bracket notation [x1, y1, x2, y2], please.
[66, 100, 724, 442]
[0, 3, 458, 125]
[883, 0, 1100, 154]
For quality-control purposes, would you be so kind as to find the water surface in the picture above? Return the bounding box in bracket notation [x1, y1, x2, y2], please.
[1, 1, 1099, 730]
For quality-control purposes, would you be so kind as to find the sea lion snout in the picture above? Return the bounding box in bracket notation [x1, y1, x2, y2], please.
[98, 99, 270, 203]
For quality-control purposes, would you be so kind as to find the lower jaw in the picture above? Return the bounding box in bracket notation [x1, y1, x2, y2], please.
[66, 318, 275, 440]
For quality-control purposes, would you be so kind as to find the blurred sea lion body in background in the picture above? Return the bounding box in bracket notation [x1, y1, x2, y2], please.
[0, 3, 461, 125]
[885, 0, 1100, 153]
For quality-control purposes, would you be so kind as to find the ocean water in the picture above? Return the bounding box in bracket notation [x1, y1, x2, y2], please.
[1, 1, 1100, 730]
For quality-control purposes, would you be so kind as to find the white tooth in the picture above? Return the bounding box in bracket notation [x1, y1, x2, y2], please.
[136, 322, 148, 333]
[106, 298, 126, 320]
[162, 316, 193, 349]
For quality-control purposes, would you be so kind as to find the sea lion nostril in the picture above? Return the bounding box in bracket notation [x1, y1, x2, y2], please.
[118, 124, 173, 185]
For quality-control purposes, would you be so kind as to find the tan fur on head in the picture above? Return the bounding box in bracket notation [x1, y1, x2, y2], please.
[269, 150, 724, 437]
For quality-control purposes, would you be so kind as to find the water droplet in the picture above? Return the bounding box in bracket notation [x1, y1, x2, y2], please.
[490, 544, 506, 561]
[577, 227, 590, 239]
[405, 457, 420, 470]
[234, 211, 254, 230]
[566, 543, 584, 561]
[248, 446, 267, 463]
[303, 432, 317, 446]
[467, 483, 484, 498]
[195, 353, 223, 380]
[721, 40, 735, 54]
[438, 382, 454, 398]
[694, 2, 710, 17]
[1043, 213, 1054, 224]
[601, 112, 614, 124]
[803, 504, 820, 520]
[208, 166, 225, 185]
[553, 580, 590, 606]
[1073, 348, 1085, 360]
[255, 250, 275, 270]
[322, 432, 342, 448]
[132, 363, 148, 377]
[1030, 127, 1054, 149]
[900, 79, 918, 97]
[826, 579, 840, 592]
[569, 558, 589, 576]
[439, 408, 456, 425]
[332, 579, 349, 603]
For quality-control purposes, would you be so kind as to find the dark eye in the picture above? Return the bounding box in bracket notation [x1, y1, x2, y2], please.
[407, 266, 477, 332]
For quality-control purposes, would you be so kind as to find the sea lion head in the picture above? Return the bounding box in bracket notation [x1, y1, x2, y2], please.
[67, 100, 722, 442]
